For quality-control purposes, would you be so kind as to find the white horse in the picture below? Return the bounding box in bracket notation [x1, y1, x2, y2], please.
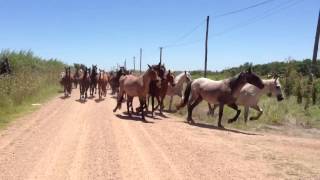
[166, 71, 192, 111]
[209, 76, 284, 123]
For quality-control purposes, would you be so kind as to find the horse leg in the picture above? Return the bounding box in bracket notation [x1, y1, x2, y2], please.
[244, 106, 249, 123]
[187, 96, 202, 124]
[227, 103, 241, 123]
[127, 96, 132, 117]
[249, 105, 263, 121]
[169, 96, 173, 111]
[218, 104, 224, 128]
[151, 95, 155, 117]
[139, 97, 146, 121]
[207, 103, 215, 116]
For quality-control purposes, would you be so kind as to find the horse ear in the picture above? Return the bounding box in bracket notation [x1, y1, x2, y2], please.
[158, 62, 161, 66]
[148, 64, 151, 69]
[184, 71, 186, 75]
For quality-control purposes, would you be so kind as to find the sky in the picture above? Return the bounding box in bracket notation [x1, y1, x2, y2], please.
[0, 0, 319, 71]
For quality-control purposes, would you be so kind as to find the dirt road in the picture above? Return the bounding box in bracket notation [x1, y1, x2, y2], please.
[0, 91, 319, 180]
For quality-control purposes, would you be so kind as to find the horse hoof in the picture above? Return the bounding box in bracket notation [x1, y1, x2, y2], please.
[250, 117, 258, 121]
[218, 124, 224, 129]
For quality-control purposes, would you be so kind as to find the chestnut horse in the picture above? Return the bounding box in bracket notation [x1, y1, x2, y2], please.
[113, 65, 158, 120]
[177, 67, 264, 128]
[97, 69, 109, 99]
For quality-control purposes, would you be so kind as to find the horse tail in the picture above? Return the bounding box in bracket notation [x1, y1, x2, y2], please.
[176, 80, 192, 110]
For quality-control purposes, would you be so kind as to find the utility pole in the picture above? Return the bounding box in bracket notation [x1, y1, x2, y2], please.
[124, 59, 126, 69]
[204, 16, 209, 78]
[133, 56, 136, 72]
[140, 48, 142, 74]
[312, 10, 320, 66]
[159, 47, 163, 64]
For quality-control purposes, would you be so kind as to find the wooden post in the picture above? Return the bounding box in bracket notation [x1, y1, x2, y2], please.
[204, 16, 209, 78]
[312, 10, 320, 65]
[160, 47, 163, 64]
[140, 48, 142, 74]
[133, 56, 136, 72]
[124, 59, 126, 69]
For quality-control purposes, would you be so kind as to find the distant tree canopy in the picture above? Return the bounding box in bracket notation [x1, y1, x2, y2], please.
[220, 59, 320, 78]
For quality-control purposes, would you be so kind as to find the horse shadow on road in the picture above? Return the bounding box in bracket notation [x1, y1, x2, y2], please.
[94, 98, 105, 103]
[186, 122, 261, 136]
[75, 99, 87, 104]
[59, 96, 70, 100]
[116, 114, 154, 123]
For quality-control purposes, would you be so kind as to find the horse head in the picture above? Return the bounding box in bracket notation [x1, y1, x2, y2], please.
[147, 64, 159, 81]
[166, 70, 175, 87]
[269, 74, 284, 101]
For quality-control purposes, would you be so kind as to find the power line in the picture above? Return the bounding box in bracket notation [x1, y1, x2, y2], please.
[212, 0, 304, 37]
[213, 0, 276, 18]
[163, 19, 206, 48]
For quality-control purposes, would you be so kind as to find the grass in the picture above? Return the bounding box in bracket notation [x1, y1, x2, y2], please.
[0, 85, 61, 129]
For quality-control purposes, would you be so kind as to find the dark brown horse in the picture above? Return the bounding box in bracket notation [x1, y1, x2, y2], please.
[79, 67, 91, 100]
[60, 67, 73, 97]
[89, 65, 98, 96]
[146, 63, 175, 116]
[177, 67, 264, 128]
[148, 70, 175, 116]
[109, 67, 129, 95]
[0, 57, 11, 75]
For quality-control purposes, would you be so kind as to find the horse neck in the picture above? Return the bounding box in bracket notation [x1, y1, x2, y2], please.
[176, 74, 187, 87]
[228, 75, 246, 96]
[141, 70, 153, 90]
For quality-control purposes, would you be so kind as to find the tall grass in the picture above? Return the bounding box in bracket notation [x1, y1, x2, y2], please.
[0, 50, 64, 128]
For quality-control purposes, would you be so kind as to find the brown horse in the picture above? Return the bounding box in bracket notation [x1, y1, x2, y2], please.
[148, 70, 175, 116]
[79, 67, 91, 100]
[97, 69, 109, 99]
[177, 67, 264, 128]
[113, 65, 158, 120]
[60, 67, 73, 97]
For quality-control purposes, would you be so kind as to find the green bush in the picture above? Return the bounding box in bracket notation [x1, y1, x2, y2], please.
[0, 50, 65, 127]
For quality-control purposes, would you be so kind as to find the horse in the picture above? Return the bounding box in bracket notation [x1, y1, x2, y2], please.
[109, 67, 129, 95]
[148, 70, 175, 116]
[113, 65, 158, 120]
[89, 65, 98, 96]
[60, 67, 73, 97]
[79, 67, 91, 100]
[73, 66, 81, 88]
[166, 71, 192, 111]
[0, 57, 11, 75]
[176, 67, 264, 128]
[208, 75, 284, 123]
[97, 69, 109, 99]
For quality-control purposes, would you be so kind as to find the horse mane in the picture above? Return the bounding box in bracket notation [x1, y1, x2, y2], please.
[228, 73, 243, 93]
